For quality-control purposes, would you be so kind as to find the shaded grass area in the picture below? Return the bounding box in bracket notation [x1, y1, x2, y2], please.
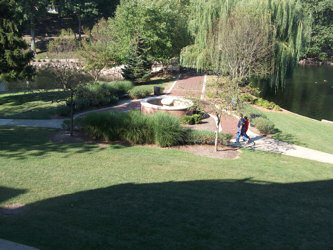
[0, 91, 67, 119]
[264, 111, 333, 154]
[0, 127, 333, 249]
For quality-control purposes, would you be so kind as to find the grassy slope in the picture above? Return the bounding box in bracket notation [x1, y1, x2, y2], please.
[0, 127, 332, 249]
[263, 111, 333, 154]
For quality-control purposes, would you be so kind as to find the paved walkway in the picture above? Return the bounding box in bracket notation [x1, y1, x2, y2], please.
[1, 74, 333, 164]
[0, 238, 38, 250]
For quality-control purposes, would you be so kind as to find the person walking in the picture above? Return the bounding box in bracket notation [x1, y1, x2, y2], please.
[242, 116, 251, 143]
[236, 114, 250, 143]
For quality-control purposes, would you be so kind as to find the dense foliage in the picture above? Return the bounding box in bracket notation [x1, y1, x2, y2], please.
[0, 0, 35, 81]
[109, 0, 191, 64]
[302, 0, 333, 60]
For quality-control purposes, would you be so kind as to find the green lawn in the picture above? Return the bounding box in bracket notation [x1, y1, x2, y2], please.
[1, 127, 332, 249]
[0, 91, 67, 119]
[263, 111, 333, 154]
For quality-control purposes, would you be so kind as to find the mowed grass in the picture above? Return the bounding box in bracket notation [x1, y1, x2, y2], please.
[0, 127, 333, 249]
[0, 91, 67, 119]
[263, 111, 333, 154]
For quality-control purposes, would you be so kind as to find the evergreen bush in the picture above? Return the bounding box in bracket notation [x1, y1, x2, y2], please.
[121, 32, 152, 84]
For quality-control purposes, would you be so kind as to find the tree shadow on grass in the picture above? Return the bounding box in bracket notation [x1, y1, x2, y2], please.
[0, 91, 68, 106]
[0, 186, 27, 204]
[271, 128, 307, 147]
[1, 179, 332, 249]
[0, 127, 111, 160]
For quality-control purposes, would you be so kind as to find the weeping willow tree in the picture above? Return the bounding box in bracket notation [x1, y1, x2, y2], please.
[181, 0, 311, 88]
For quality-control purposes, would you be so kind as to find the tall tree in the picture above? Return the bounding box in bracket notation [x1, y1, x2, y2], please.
[110, 0, 191, 66]
[212, 5, 273, 84]
[0, 0, 34, 81]
[16, 0, 49, 52]
[81, 19, 118, 81]
[181, 0, 311, 88]
[122, 32, 152, 84]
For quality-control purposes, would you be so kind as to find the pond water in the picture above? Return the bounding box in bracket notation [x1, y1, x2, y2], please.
[254, 65, 333, 121]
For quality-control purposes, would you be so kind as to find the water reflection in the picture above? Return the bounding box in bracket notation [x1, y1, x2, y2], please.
[254, 65, 333, 121]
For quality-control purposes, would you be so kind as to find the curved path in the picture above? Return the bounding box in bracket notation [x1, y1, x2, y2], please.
[0, 74, 332, 164]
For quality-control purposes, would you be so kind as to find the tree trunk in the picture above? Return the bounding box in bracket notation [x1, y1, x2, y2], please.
[215, 117, 220, 152]
[30, 16, 36, 52]
[77, 13, 82, 41]
[70, 91, 74, 136]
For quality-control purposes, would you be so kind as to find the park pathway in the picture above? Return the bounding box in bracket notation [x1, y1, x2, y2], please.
[0, 74, 332, 164]
[169, 74, 333, 164]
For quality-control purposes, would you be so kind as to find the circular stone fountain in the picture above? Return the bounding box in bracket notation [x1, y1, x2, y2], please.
[140, 96, 193, 117]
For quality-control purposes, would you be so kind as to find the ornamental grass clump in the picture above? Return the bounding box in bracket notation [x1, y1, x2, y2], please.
[82, 111, 130, 141]
[81, 111, 184, 147]
[123, 111, 154, 144]
[151, 112, 185, 147]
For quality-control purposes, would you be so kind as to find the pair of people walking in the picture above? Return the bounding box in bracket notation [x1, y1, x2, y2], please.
[236, 114, 250, 144]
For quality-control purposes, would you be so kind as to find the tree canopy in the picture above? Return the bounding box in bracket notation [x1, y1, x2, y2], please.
[180, 0, 312, 88]
[109, 0, 191, 64]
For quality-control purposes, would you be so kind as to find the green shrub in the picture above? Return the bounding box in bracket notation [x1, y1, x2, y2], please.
[32, 68, 59, 89]
[128, 86, 152, 99]
[123, 111, 154, 144]
[273, 104, 281, 111]
[318, 52, 327, 61]
[75, 82, 125, 110]
[252, 117, 275, 134]
[57, 105, 71, 116]
[253, 98, 277, 109]
[180, 114, 202, 125]
[240, 93, 255, 103]
[184, 130, 232, 146]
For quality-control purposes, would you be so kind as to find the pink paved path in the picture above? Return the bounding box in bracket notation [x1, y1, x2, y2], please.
[169, 75, 204, 98]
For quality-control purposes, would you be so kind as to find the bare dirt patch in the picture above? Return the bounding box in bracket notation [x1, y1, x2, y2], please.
[49, 130, 97, 144]
[171, 145, 240, 159]
[145, 144, 240, 159]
